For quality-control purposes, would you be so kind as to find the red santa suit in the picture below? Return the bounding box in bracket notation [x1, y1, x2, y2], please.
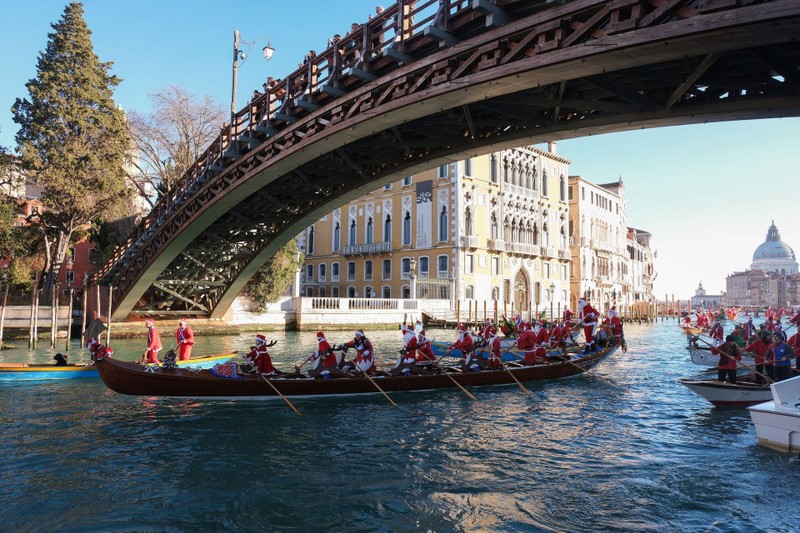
[709, 321, 724, 348]
[479, 320, 496, 340]
[609, 308, 623, 338]
[343, 331, 375, 373]
[175, 322, 195, 360]
[578, 298, 599, 352]
[450, 328, 475, 360]
[487, 334, 502, 369]
[516, 325, 537, 365]
[145, 320, 162, 363]
[532, 322, 550, 364]
[247, 335, 276, 374]
[415, 331, 437, 367]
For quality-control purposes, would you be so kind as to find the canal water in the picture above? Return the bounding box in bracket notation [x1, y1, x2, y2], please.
[1, 321, 799, 532]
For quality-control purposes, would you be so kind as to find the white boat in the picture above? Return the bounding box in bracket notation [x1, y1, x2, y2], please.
[680, 374, 771, 407]
[688, 340, 754, 367]
[748, 374, 800, 452]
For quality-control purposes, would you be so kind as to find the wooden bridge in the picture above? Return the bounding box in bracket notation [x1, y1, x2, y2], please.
[92, 0, 800, 320]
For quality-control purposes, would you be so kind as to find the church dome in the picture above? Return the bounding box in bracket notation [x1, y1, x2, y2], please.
[752, 222, 796, 261]
[750, 221, 798, 275]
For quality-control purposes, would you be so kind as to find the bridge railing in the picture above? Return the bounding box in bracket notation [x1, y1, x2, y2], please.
[92, 0, 499, 285]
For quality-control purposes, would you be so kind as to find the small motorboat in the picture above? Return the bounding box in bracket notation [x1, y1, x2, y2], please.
[748, 374, 800, 452]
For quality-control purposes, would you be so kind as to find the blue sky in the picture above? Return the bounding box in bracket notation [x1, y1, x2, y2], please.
[2, 1, 799, 301]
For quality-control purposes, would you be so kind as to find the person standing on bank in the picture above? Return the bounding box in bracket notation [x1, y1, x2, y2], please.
[143, 319, 162, 364]
[175, 318, 195, 360]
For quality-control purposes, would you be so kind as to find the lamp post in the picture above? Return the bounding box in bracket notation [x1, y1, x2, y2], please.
[231, 30, 275, 127]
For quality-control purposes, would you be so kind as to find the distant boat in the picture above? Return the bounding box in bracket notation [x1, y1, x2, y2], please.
[687, 339, 754, 367]
[680, 374, 772, 407]
[0, 351, 236, 381]
[748, 374, 800, 452]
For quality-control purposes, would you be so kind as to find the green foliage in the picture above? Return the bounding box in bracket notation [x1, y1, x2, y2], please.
[88, 213, 138, 266]
[245, 240, 304, 311]
[11, 2, 131, 297]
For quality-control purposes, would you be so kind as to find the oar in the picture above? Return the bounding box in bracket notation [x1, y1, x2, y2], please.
[693, 336, 773, 384]
[496, 355, 531, 395]
[256, 373, 302, 416]
[431, 349, 477, 400]
[353, 361, 398, 407]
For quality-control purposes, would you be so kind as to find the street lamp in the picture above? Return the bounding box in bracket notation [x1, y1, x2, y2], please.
[231, 30, 275, 126]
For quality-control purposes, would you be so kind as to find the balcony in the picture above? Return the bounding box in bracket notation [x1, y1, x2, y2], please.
[581, 237, 590, 247]
[487, 238, 506, 252]
[331, 274, 340, 282]
[558, 249, 571, 260]
[460, 235, 480, 249]
[382, 272, 391, 281]
[343, 241, 391, 256]
[544, 247, 557, 258]
[437, 270, 450, 279]
[509, 242, 540, 256]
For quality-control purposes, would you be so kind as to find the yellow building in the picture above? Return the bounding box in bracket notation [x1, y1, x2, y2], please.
[298, 143, 572, 320]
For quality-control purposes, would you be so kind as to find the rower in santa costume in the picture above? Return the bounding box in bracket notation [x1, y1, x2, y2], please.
[577, 297, 599, 353]
[516, 322, 538, 366]
[709, 319, 724, 348]
[144, 319, 162, 363]
[609, 306, 623, 339]
[306, 331, 349, 377]
[532, 320, 550, 364]
[175, 318, 195, 360]
[486, 329, 502, 369]
[478, 318, 496, 341]
[415, 330, 437, 369]
[341, 330, 375, 373]
[247, 334, 277, 375]
[392, 324, 422, 375]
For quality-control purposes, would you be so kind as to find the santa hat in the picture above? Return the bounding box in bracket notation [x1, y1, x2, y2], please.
[401, 324, 409, 333]
[354, 330, 364, 338]
[255, 334, 266, 344]
[145, 319, 154, 328]
[178, 318, 187, 326]
[316, 331, 325, 339]
[457, 322, 467, 331]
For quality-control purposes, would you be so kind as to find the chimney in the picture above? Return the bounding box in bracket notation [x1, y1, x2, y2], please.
[547, 141, 557, 154]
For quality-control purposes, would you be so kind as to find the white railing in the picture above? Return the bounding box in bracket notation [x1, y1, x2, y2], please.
[343, 241, 391, 255]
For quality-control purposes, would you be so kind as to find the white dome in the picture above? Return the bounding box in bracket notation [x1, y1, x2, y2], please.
[750, 222, 798, 275]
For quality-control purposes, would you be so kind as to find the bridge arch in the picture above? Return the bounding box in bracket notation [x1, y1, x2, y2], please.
[96, 0, 800, 320]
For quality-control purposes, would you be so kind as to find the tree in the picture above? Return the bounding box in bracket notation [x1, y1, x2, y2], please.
[127, 85, 226, 199]
[244, 240, 304, 311]
[12, 2, 130, 302]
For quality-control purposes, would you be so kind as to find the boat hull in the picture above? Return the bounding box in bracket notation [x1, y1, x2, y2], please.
[747, 374, 800, 452]
[95, 342, 620, 400]
[680, 376, 771, 407]
[0, 352, 235, 381]
[688, 343, 754, 367]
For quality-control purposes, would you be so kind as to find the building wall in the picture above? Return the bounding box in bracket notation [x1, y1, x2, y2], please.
[299, 144, 572, 319]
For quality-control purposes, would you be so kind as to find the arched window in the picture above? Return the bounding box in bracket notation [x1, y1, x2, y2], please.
[418, 256, 429, 277]
[402, 211, 412, 245]
[307, 226, 315, 255]
[364, 260, 373, 281]
[332, 286, 340, 298]
[437, 255, 449, 277]
[490, 155, 498, 183]
[560, 175, 566, 201]
[365, 286, 373, 298]
[349, 220, 356, 245]
[382, 286, 391, 298]
[333, 222, 340, 252]
[401, 257, 411, 278]
[438, 206, 448, 241]
[384, 214, 391, 242]
[533, 223, 539, 245]
[318, 263, 326, 282]
[465, 208, 473, 236]
[319, 286, 326, 297]
[542, 171, 549, 196]
[490, 213, 498, 239]
[347, 286, 356, 297]
[366, 217, 374, 244]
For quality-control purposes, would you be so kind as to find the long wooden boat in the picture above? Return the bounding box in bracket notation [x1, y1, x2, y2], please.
[680, 373, 772, 407]
[95, 340, 621, 400]
[429, 338, 580, 362]
[0, 352, 236, 381]
[680, 325, 705, 335]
